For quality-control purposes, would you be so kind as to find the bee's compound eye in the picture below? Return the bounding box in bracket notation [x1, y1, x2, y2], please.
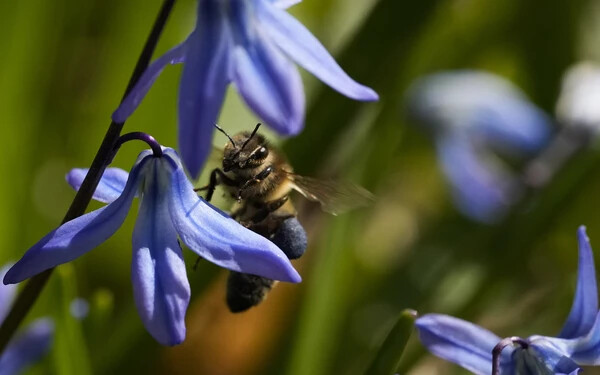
[271, 217, 307, 260]
[255, 146, 268, 159]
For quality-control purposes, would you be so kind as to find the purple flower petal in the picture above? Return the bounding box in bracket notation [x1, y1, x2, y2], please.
[407, 71, 551, 153]
[270, 0, 302, 9]
[559, 226, 599, 339]
[178, 2, 232, 179]
[112, 43, 186, 123]
[232, 25, 305, 135]
[162, 149, 301, 283]
[415, 314, 512, 375]
[66, 167, 131, 204]
[469, 95, 551, 153]
[4, 153, 151, 284]
[0, 318, 53, 375]
[256, 0, 378, 101]
[0, 265, 16, 323]
[435, 133, 520, 223]
[131, 159, 190, 346]
[525, 338, 581, 373]
[565, 312, 600, 365]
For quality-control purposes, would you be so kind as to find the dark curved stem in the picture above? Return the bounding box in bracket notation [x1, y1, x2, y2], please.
[116, 132, 163, 157]
[0, 0, 176, 354]
[522, 125, 591, 189]
[492, 337, 528, 375]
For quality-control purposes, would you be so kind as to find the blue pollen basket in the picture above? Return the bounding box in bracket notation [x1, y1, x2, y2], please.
[271, 217, 307, 260]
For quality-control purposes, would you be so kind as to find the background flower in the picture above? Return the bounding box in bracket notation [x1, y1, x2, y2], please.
[0, 265, 53, 375]
[406, 71, 552, 222]
[112, 0, 378, 178]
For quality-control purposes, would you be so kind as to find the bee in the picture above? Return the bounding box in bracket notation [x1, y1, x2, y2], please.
[198, 123, 373, 313]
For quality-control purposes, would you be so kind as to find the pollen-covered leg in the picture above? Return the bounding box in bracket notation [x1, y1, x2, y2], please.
[271, 217, 307, 260]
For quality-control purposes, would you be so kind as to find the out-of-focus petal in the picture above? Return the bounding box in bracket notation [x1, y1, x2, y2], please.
[415, 314, 512, 375]
[4, 153, 151, 284]
[131, 159, 190, 346]
[0, 265, 16, 323]
[468, 96, 551, 154]
[178, 3, 232, 179]
[559, 226, 598, 339]
[66, 168, 131, 204]
[0, 318, 53, 375]
[162, 149, 300, 283]
[256, 0, 378, 101]
[69, 298, 90, 320]
[232, 27, 304, 135]
[112, 43, 186, 123]
[435, 133, 520, 223]
[407, 71, 551, 152]
[556, 63, 600, 132]
[270, 0, 301, 9]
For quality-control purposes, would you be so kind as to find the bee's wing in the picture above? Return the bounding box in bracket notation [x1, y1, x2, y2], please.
[286, 173, 374, 215]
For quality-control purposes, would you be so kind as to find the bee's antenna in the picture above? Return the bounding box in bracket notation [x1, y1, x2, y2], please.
[241, 123, 261, 150]
[214, 123, 236, 147]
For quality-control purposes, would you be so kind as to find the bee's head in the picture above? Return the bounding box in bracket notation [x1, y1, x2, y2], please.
[217, 123, 270, 172]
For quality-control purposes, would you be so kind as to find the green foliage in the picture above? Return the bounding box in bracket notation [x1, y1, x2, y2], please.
[364, 309, 416, 375]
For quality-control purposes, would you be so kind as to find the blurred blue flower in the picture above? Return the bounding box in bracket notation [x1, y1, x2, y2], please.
[0, 265, 53, 375]
[4, 148, 300, 346]
[112, 0, 378, 178]
[69, 298, 90, 320]
[406, 71, 552, 223]
[416, 226, 600, 374]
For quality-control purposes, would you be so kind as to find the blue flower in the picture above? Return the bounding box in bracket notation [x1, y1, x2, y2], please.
[112, 0, 378, 178]
[4, 148, 300, 346]
[406, 71, 552, 223]
[416, 226, 600, 374]
[0, 265, 53, 375]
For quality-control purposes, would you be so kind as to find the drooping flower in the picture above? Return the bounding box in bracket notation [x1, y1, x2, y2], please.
[416, 226, 600, 374]
[406, 71, 552, 223]
[112, 0, 378, 178]
[4, 147, 300, 346]
[0, 265, 53, 375]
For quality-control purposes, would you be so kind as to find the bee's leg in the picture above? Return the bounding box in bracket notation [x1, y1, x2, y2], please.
[192, 256, 203, 271]
[237, 166, 273, 200]
[250, 196, 290, 223]
[195, 168, 236, 202]
[231, 205, 248, 220]
[255, 198, 287, 222]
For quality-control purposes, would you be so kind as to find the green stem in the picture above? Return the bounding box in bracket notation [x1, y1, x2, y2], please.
[364, 309, 417, 375]
[0, 0, 176, 354]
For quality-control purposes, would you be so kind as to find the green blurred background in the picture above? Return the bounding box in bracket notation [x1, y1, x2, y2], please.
[2, 0, 600, 373]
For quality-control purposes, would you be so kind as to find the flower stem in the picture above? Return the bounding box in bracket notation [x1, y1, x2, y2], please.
[492, 337, 528, 375]
[115, 132, 163, 157]
[522, 125, 592, 189]
[0, 0, 176, 355]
